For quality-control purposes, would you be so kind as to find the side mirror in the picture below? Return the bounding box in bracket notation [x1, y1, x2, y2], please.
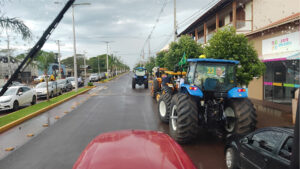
[18, 92, 23, 96]
[241, 137, 249, 144]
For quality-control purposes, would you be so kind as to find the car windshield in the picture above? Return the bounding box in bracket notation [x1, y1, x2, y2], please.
[36, 82, 52, 88]
[57, 80, 66, 84]
[3, 88, 18, 96]
[193, 63, 236, 91]
[67, 77, 75, 81]
[135, 69, 146, 76]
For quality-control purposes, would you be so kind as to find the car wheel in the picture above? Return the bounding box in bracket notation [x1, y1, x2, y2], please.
[13, 101, 19, 111]
[50, 92, 54, 98]
[225, 147, 238, 169]
[31, 96, 37, 105]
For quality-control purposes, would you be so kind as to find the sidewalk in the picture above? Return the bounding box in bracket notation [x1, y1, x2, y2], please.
[251, 99, 293, 128]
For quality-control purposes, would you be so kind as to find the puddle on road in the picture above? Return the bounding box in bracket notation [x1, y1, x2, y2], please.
[0, 86, 106, 160]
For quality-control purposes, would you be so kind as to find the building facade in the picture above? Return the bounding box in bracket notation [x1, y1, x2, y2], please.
[179, 0, 300, 104]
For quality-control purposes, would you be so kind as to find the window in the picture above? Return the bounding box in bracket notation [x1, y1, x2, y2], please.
[187, 63, 196, 84]
[251, 131, 283, 153]
[193, 63, 236, 91]
[279, 137, 293, 161]
[264, 60, 300, 104]
[22, 87, 30, 93]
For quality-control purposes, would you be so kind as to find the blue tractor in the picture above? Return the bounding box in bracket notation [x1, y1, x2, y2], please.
[166, 58, 257, 144]
[132, 67, 148, 89]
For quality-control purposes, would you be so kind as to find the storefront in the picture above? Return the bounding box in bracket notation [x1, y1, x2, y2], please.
[262, 31, 300, 104]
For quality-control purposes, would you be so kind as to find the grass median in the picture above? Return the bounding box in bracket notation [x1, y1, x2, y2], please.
[0, 88, 89, 128]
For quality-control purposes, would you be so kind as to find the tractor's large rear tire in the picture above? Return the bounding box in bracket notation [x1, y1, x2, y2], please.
[132, 78, 136, 89]
[224, 98, 257, 135]
[158, 92, 172, 123]
[169, 93, 199, 144]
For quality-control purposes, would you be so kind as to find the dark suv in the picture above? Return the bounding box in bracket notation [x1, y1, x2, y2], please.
[225, 127, 293, 169]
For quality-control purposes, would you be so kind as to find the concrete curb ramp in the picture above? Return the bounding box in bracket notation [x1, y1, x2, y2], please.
[0, 88, 92, 134]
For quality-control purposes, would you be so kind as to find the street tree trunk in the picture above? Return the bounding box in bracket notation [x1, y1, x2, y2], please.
[45, 70, 49, 101]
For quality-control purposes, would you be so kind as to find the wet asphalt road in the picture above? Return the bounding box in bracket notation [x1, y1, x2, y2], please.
[0, 73, 292, 169]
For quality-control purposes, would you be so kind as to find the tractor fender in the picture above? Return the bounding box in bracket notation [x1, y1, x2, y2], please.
[180, 84, 203, 98]
[227, 87, 248, 98]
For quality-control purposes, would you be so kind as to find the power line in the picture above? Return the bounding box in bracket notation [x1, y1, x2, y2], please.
[140, 0, 168, 61]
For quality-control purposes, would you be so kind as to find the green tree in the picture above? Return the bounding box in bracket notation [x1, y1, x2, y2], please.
[156, 51, 167, 67]
[164, 35, 203, 70]
[145, 57, 156, 74]
[204, 27, 265, 85]
[36, 51, 55, 101]
[61, 56, 84, 76]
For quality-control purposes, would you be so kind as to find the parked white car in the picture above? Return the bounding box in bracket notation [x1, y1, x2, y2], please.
[89, 73, 99, 82]
[0, 86, 37, 111]
[35, 81, 62, 99]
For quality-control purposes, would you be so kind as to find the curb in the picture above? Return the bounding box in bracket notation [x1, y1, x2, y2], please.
[0, 88, 91, 134]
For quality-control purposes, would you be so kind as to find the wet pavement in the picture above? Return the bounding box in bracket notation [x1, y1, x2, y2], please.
[0, 73, 293, 169]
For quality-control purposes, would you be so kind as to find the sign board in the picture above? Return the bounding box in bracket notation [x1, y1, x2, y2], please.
[262, 31, 300, 55]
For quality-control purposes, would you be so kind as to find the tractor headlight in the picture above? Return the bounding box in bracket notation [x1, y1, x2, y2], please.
[144, 76, 147, 79]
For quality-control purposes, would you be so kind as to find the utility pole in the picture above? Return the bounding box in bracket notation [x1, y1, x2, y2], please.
[106, 42, 109, 78]
[148, 38, 151, 59]
[174, 0, 177, 41]
[83, 51, 87, 83]
[97, 54, 100, 75]
[100, 41, 113, 79]
[56, 40, 62, 79]
[72, 5, 78, 91]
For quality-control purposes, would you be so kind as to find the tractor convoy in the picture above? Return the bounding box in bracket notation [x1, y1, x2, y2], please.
[151, 58, 257, 144]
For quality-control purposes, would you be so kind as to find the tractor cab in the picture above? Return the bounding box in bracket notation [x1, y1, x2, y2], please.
[185, 59, 239, 99]
[132, 67, 148, 89]
[134, 67, 147, 77]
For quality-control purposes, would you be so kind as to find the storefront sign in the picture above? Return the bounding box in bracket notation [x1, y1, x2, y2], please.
[262, 31, 300, 55]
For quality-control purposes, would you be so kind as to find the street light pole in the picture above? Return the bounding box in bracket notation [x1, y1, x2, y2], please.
[71, 5, 78, 91]
[106, 42, 109, 78]
[56, 40, 62, 79]
[174, 0, 177, 41]
[70, 2, 91, 91]
[83, 51, 87, 83]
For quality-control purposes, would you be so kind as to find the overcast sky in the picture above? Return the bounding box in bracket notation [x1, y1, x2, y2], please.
[0, 0, 216, 68]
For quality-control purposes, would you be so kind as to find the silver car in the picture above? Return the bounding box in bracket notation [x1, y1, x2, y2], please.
[35, 82, 62, 99]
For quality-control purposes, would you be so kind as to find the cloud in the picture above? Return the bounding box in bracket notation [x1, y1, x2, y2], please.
[0, 0, 212, 68]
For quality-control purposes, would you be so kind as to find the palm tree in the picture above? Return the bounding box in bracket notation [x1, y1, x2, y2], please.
[36, 51, 55, 101]
[0, 17, 32, 40]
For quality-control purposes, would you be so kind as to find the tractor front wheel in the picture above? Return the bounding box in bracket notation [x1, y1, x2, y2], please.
[224, 98, 257, 135]
[158, 92, 172, 123]
[132, 78, 136, 89]
[144, 80, 148, 89]
[169, 93, 199, 144]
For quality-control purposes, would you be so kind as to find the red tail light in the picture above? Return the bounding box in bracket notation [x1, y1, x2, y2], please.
[238, 88, 246, 92]
[189, 86, 198, 91]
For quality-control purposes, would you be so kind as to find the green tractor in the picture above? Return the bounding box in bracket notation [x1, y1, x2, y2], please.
[161, 58, 257, 144]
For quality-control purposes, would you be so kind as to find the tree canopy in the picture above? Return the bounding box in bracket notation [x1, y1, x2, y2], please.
[164, 35, 203, 70]
[204, 27, 265, 85]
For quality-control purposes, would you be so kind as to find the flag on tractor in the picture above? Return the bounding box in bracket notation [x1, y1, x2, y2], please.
[178, 52, 187, 66]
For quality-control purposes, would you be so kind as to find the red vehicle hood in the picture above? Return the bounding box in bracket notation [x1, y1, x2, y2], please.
[73, 130, 196, 169]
